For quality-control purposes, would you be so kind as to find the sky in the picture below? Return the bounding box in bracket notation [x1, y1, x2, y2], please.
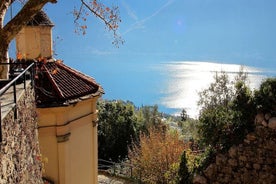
[35, 0, 276, 69]
[7, 0, 276, 116]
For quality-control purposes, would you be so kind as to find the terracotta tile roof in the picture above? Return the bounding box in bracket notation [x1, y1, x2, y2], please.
[27, 11, 54, 26]
[35, 60, 104, 107]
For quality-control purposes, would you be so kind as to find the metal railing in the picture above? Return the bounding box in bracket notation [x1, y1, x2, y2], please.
[0, 62, 35, 142]
[98, 159, 142, 183]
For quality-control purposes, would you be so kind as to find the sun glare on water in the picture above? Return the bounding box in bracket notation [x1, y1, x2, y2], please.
[155, 61, 266, 118]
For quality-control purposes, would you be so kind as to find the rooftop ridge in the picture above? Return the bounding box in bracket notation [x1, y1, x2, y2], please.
[27, 10, 54, 26]
[42, 64, 65, 99]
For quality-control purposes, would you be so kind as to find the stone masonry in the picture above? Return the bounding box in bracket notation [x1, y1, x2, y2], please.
[193, 113, 276, 184]
[0, 88, 43, 183]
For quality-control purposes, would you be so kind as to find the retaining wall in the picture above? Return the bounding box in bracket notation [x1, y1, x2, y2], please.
[0, 88, 43, 183]
[193, 114, 276, 184]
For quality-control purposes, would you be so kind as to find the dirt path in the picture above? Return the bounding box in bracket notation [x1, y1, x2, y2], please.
[98, 173, 136, 184]
[98, 174, 124, 184]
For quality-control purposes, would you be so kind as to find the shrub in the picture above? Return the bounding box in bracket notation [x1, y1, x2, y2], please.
[193, 146, 216, 174]
[128, 127, 188, 184]
[254, 78, 276, 114]
[178, 151, 192, 184]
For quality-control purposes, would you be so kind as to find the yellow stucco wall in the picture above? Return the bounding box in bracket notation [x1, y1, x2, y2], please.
[16, 26, 53, 59]
[37, 97, 99, 184]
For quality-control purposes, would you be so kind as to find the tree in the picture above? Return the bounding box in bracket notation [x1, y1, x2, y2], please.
[254, 78, 276, 113]
[197, 69, 255, 151]
[180, 118, 200, 142]
[198, 71, 234, 111]
[180, 109, 188, 122]
[0, 0, 122, 78]
[98, 100, 138, 162]
[136, 105, 163, 132]
[178, 151, 192, 184]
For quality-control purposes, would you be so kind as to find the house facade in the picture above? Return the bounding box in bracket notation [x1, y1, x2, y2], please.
[15, 11, 103, 184]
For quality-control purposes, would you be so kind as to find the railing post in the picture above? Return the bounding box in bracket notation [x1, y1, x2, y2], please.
[13, 82, 17, 119]
[23, 72, 26, 90]
[113, 164, 116, 175]
[130, 165, 133, 178]
[31, 64, 34, 88]
[0, 101, 2, 143]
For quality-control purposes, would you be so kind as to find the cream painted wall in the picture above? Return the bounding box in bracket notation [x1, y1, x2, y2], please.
[16, 26, 53, 59]
[39, 132, 59, 182]
[37, 97, 100, 184]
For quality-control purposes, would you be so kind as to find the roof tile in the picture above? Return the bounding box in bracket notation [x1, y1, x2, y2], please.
[35, 60, 103, 107]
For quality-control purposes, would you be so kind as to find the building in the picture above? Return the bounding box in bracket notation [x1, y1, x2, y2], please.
[15, 11, 103, 184]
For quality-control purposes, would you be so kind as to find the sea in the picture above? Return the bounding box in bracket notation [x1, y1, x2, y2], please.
[84, 60, 276, 119]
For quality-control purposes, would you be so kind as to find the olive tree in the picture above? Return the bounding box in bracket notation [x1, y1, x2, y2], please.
[197, 69, 255, 151]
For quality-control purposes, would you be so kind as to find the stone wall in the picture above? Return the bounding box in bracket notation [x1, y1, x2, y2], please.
[0, 88, 43, 183]
[193, 114, 276, 184]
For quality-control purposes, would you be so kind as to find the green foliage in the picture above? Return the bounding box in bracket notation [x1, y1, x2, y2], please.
[180, 109, 188, 122]
[191, 74, 276, 176]
[254, 78, 276, 114]
[136, 105, 163, 132]
[163, 162, 180, 184]
[180, 118, 200, 142]
[98, 100, 138, 162]
[178, 151, 192, 184]
[198, 71, 234, 110]
[197, 69, 255, 151]
[98, 101, 166, 162]
[193, 146, 216, 174]
[231, 76, 256, 139]
[198, 106, 233, 150]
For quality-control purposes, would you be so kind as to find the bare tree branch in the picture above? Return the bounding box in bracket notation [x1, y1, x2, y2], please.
[74, 0, 124, 47]
[80, 0, 115, 32]
[74, 3, 84, 23]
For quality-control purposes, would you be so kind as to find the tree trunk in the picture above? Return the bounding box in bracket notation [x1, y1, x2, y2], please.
[0, 1, 9, 79]
[0, 36, 9, 79]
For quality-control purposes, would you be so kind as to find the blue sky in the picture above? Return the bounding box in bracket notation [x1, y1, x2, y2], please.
[37, 0, 276, 70]
[8, 0, 276, 69]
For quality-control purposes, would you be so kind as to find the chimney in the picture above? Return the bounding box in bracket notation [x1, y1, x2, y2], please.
[15, 11, 54, 59]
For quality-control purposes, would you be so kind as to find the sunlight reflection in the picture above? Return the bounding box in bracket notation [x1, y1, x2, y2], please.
[156, 61, 266, 118]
